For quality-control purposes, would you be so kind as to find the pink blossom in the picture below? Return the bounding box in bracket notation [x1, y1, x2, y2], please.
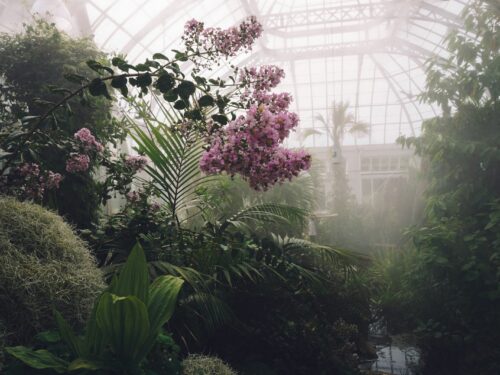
[183, 16, 262, 62]
[13, 164, 63, 199]
[45, 171, 63, 189]
[18, 162, 40, 177]
[240, 65, 285, 91]
[126, 190, 140, 203]
[66, 153, 90, 173]
[149, 201, 161, 212]
[200, 104, 311, 190]
[125, 155, 148, 172]
[74, 128, 104, 153]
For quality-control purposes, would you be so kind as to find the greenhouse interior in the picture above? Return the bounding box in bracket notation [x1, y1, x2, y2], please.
[0, 0, 498, 374]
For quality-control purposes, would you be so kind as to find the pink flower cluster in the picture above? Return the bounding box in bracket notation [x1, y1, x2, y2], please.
[18, 162, 40, 178]
[15, 163, 63, 199]
[183, 16, 263, 60]
[200, 103, 311, 190]
[45, 171, 63, 190]
[126, 190, 140, 203]
[200, 62, 311, 190]
[240, 65, 286, 91]
[66, 153, 90, 173]
[125, 155, 148, 172]
[74, 128, 104, 153]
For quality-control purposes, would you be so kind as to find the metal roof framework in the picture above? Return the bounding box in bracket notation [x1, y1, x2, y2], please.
[0, 0, 468, 146]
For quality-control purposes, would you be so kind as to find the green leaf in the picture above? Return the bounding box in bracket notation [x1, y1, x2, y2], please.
[111, 242, 150, 302]
[64, 73, 87, 84]
[5, 346, 68, 373]
[111, 57, 127, 67]
[82, 301, 107, 357]
[54, 310, 84, 357]
[198, 95, 215, 107]
[163, 90, 178, 102]
[174, 100, 187, 110]
[135, 275, 183, 360]
[185, 109, 202, 121]
[34, 331, 60, 344]
[135, 63, 151, 72]
[88, 78, 111, 99]
[120, 85, 129, 97]
[147, 275, 184, 334]
[86, 60, 113, 74]
[111, 75, 128, 89]
[174, 51, 188, 61]
[136, 73, 153, 87]
[177, 80, 196, 100]
[211, 114, 228, 125]
[96, 293, 150, 361]
[20, 115, 40, 123]
[156, 73, 175, 93]
[68, 358, 106, 371]
[153, 53, 168, 60]
[127, 98, 210, 219]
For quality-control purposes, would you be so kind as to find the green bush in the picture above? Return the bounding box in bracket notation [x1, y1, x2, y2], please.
[6, 243, 184, 374]
[0, 19, 126, 228]
[182, 355, 237, 375]
[0, 197, 104, 344]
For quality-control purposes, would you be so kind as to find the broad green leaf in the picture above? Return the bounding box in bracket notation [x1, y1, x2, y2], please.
[54, 310, 84, 357]
[133, 276, 183, 360]
[83, 299, 107, 357]
[147, 275, 184, 334]
[96, 293, 150, 361]
[5, 346, 68, 373]
[68, 358, 106, 371]
[111, 242, 149, 302]
[34, 330, 60, 344]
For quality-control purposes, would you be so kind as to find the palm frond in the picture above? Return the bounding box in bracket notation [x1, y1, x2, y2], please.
[124, 96, 211, 221]
[181, 292, 235, 332]
[220, 203, 307, 233]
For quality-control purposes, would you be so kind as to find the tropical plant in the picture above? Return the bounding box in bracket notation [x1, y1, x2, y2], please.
[124, 94, 210, 224]
[0, 19, 127, 228]
[5, 243, 184, 374]
[313, 101, 369, 160]
[0, 197, 104, 344]
[385, 1, 500, 373]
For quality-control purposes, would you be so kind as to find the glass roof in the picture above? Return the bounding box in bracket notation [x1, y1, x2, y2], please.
[1, 0, 468, 146]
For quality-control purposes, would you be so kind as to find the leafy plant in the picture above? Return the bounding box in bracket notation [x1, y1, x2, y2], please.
[5, 243, 184, 374]
[381, 1, 500, 373]
[0, 19, 126, 228]
[125, 94, 210, 223]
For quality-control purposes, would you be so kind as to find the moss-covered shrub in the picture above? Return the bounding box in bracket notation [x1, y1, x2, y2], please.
[182, 355, 237, 375]
[0, 197, 104, 343]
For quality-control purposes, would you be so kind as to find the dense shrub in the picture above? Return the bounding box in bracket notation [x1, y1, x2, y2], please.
[182, 355, 237, 375]
[375, 2, 500, 373]
[205, 267, 370, 375]
[0, 19, 126, 228]
[0, 197, 104, 343]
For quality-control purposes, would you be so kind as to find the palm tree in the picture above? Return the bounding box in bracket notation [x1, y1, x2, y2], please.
[314, 101, 369, 164]
[300, 101, 369, 211]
